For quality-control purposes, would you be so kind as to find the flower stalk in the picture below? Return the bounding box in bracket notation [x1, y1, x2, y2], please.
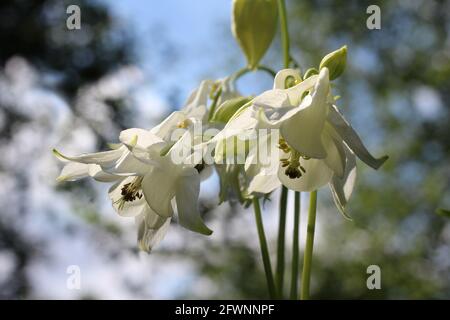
[290, 191, 301, 299]
[252, 197, 277, 299]
[276, 185, 288, 298]
[277, 0, 290, 68]
[301, 190, 318, 300]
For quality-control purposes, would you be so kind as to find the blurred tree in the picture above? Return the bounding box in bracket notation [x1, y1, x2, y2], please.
[0, 0, 135, 299]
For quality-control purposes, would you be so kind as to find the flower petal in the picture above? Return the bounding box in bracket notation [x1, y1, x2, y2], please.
[280, 68, 330, 159]
[183, 80, 212, 120]
[88, 164, 120, 182]
[110, 150, 150, 176]
[53, 147, 125, 166]
[142, 167, 175, 218]
[248, 172, 281, 194]
[284, 74, 318, 105]
[56, 162, 89, 182]
[278, 158, 333, 192]
[273, 69, 302, 89]
[175, 169, 212, 235]
[329, 146, 357, 220]
[150, 111, 186, 140]
[119, 128, 165, 149]
[253, 90, 291, 109]
[108, 177, 148, 217]
[136, 208, 171, 253]
[327, 104, 388, 169]
[322, 126, 346, 178]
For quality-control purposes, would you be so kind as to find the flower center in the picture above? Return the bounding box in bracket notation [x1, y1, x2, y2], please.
[115, 177, 143, 209]
[177, 119, 192, 129]
[278, 138, 307, 179]
[194, 160, 206, 173]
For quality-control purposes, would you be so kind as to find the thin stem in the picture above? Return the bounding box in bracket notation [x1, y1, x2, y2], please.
[290, 191, 301, 300]
[207, 86, 222, 121]
[276, 185, 288, 298]
[301, 190, 318, 300]
[256, 65, 276, 78]
[277, 0, 290, 68]
[252, 197, 276, 299]
[231, 65, 276, 84]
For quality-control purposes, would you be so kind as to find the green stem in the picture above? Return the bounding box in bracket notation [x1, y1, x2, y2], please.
[207, 86, 222, 121]
[256, 65, 276, 78]
[231, 65, 276, 84]
[276, 185, 288, 298]
[252, 197, 276, 299]
[277, 0, 290, 68]
[301, 190, 318, 300]
[290, 191, 301, 299]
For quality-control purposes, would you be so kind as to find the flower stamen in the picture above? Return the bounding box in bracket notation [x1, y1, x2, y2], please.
[115, 177, 144, 209]
[177, 119, 191, 129]
[278, 138, 308, 179]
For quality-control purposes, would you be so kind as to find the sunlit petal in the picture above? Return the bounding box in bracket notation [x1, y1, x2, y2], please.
[136, 208, 171, 253]
[175, 169, 212, 235]
[329, 146, 357, 220]
[56, 162, 89, 182]
[142, 167, 175, 218]
[278, 158, 333, 192]
[327, 104, 388, 169]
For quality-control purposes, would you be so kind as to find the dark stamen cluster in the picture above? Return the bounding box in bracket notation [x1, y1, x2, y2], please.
[121, 183, 143, 202]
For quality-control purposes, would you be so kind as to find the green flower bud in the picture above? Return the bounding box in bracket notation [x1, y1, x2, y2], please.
[319, 45, 347, 80]
[211, 96, 252, 123]
[232, 0, 278, 68]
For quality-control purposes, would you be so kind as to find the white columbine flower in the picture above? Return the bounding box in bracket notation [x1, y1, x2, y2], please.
[54, 82, 214, 251]
[212, 67, 387, 218]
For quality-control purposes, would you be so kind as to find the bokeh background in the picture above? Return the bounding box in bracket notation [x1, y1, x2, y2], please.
[0, 0, 449, 299]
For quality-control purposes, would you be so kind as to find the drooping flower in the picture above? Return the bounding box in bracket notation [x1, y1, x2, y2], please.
[54, 82, 215, 251]
[212, 67, 388, 218]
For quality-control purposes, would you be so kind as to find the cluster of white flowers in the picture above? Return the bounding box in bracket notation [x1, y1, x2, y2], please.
[54, 52, 387, 252]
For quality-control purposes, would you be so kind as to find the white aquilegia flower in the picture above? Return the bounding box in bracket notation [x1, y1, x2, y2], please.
[212, 67, 388, 218]
[54, 82, 214, 251]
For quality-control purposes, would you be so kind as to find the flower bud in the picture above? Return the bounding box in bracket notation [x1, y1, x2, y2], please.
[232, 0, 278, 68]
[319, 45, 347, 80]
[211, 96, 252, 123]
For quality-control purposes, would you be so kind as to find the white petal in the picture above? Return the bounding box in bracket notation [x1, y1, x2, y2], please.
[327, 104, 388, 169]
[212, 107, 258, 142]
[88, 164, 120, 182]
[175, 169, 212, 235]
[329, 146, 357, 220]
[321, 126, 346, 178]
[108, 177, 148, 217]
[119, 128, 165, 149]
[150, 111, 186, 140]
[278, 158, 333, 192]
[110, 150, 150, 176]
[183, 80, 212, 120]
[273, 69, 302, 89]
[280, 68, 330, 159]
[53, 147, 125, 166]
[253, 90, 291, 109]
[136, 208, 171, 252]
[284, 74, 318, 105]
[245, 131, 280, 176]
[248, 172, 281, 194]
[56, 162, 89, 182]
[142, 167, 175, 218]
